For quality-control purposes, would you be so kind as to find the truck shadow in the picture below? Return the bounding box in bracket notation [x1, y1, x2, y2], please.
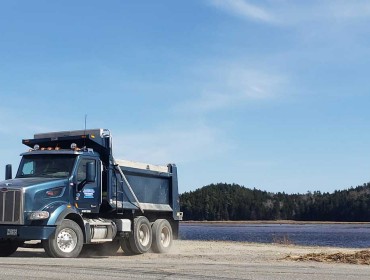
[11, 245, 130, 258]
[11, 248, 114, 258]
[11, 250, 48, 258]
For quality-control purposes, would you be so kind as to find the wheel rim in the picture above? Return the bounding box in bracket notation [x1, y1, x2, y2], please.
[138, 224, 150, 246]
[160, 225, 171, 248]
[57, 228, 78, 253]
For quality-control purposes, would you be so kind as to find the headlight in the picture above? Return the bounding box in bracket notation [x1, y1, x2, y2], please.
[29, 211, 50, 220]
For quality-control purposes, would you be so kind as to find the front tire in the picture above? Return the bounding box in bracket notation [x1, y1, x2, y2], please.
[0, 240, 20, 257]
[151, 219, 173, 253]
[43, 219, 83, 258]
[128, 216, 152, 254]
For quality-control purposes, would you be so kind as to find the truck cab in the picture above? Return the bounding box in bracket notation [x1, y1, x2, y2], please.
[16, 148, 102, 213]
[0, 129, 182, 257]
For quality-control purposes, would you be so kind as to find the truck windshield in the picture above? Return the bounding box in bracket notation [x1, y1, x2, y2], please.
[16, 154, 76, 179]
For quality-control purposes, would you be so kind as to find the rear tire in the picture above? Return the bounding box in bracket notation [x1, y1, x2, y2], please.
[42, 219, 83, 258]
[0, 240, 20, 257]
[151, 219, 173, 253]
[82, 239, 120, 256]
[128, 216, 152, 254]
[120, 237, 134, 255]
[96, 239, 120, 256]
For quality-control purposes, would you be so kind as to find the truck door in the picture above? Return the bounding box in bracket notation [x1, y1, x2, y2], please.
[75, 158, 101, 213]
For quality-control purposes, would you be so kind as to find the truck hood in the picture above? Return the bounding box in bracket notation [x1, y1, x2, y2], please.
[0, 177, 69, 190]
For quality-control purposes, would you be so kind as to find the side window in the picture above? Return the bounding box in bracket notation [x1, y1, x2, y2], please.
[77, 159, 96, 183]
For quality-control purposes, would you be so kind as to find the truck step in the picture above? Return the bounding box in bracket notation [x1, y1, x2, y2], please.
[90, 238, 113, 243]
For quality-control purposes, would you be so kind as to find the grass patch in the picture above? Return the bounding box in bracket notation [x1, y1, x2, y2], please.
[272, 234, 293, 245]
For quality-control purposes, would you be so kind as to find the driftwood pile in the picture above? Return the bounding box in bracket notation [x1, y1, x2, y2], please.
[285, 250, 370, 265]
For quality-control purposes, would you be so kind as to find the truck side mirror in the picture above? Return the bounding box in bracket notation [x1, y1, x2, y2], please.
[5, 164, 12, 180]
[86, 162, 96, 183]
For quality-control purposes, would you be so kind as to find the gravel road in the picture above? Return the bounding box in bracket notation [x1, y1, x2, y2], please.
[0, 240, 369, 280]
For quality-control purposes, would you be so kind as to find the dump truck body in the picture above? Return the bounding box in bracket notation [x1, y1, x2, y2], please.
[0, 129, 182, 257]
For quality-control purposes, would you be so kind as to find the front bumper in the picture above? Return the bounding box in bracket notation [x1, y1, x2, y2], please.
[0, 225, 56, 240]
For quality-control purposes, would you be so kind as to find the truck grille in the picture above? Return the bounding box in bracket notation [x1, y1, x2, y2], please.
[0, 189, 23, 224]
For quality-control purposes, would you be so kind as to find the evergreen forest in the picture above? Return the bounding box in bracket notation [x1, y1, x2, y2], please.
[180, 183, 370, 222]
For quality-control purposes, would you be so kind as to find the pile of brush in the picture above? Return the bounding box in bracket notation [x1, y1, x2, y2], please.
[285, 250, 370, 265]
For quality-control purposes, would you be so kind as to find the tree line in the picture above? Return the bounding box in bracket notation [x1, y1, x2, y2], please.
[180, 183, 370, 222]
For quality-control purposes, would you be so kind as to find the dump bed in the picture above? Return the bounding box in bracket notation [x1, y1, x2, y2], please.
[110, 160, 180, 219]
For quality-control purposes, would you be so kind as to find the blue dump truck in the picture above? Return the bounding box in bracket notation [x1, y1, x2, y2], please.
[0, 129, 182, 258]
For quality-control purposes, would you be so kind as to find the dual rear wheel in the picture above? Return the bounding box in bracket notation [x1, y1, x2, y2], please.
[120, 217, 173, 255]
[151, 219, 173, 253]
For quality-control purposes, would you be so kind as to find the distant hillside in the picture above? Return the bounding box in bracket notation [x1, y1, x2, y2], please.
[180, 183, 370, 222]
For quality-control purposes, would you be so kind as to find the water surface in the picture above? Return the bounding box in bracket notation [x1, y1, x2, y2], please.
[179, 222, 370, 248]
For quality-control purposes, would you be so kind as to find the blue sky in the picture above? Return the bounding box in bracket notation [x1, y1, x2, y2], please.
[1, 0, 370, 194]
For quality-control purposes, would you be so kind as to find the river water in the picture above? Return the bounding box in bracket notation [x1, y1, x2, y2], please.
[179, 222, 370, 248]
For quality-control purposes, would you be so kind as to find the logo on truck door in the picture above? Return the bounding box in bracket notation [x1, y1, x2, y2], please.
[83, 188, 95, 199]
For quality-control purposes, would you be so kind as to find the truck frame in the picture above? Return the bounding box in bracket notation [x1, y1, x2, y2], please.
[0, 129, 182, 257]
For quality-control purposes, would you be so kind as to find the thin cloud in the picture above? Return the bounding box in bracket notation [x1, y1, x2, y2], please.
[208, 0, 370, 26]
[112, 124, 233, 165]
[176, 64, 287, 113]
[208, 0, 278, 24]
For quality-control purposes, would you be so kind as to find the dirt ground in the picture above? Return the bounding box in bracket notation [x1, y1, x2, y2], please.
[155, 240, 361, 264]
[3, 240, 369, 280]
